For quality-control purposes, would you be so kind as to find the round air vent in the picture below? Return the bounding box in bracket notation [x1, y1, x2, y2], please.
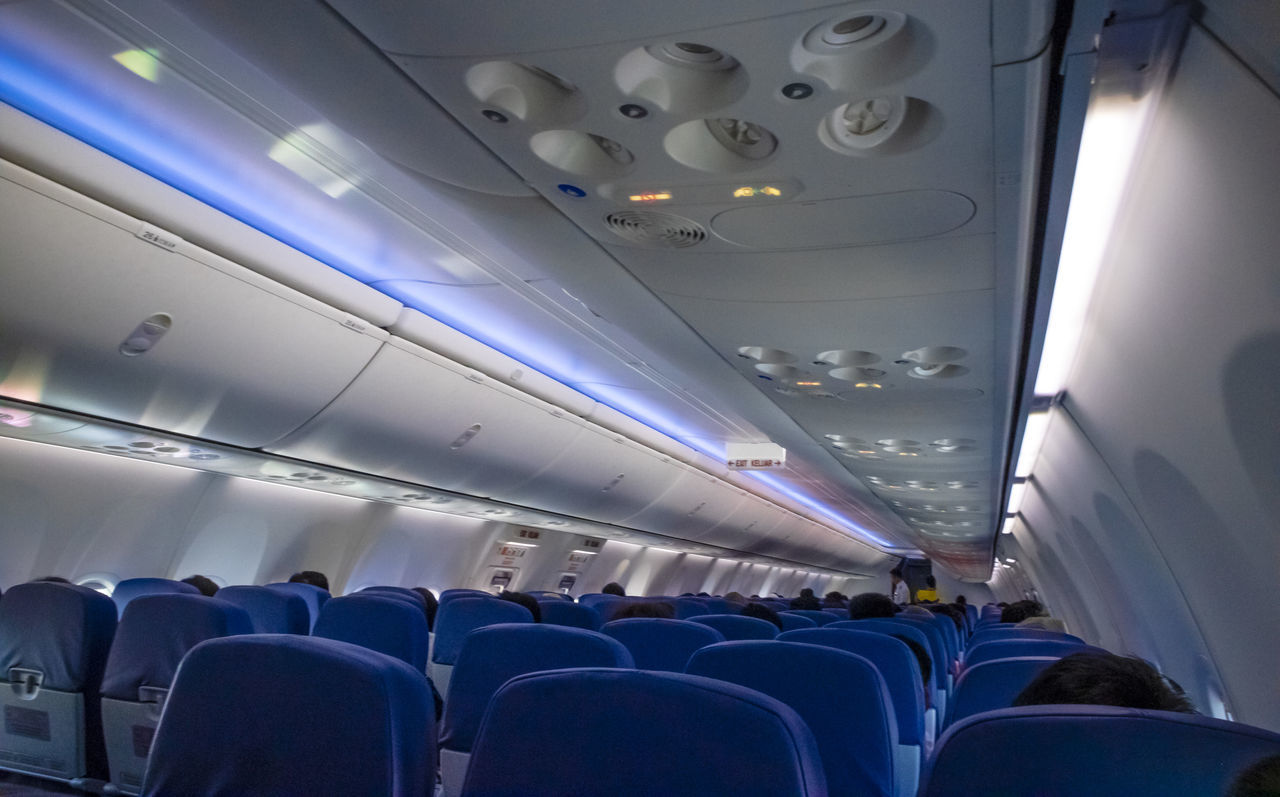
[604, 210, 707, 248]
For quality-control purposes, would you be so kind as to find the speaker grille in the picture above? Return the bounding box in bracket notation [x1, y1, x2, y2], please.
[604, 210, 706, 248]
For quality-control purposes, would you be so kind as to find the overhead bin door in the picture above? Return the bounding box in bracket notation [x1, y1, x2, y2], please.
[0, 162, 384, 447]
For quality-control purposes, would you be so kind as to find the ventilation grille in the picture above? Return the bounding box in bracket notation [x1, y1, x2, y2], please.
[604, 211, 706, 248]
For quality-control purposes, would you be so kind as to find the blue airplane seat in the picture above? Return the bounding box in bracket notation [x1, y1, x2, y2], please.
[963, 638, 1105, 670]
[577, 593, 628, 621]
[780, 627, 927, 796]
[832, 619, 945, 733]
[672, 596, 711, 618]
[601, 617, 725, 672]
[110, 577, 199, 618]
[926, 612, 962, 663]
[0, 581, 117, 782]
[920, 705, 1280, 797]
[313, 593, 430, 672]
[525, 590, 571, 601]
[100, 594, 252, 793]
[877, 616, 954, 691]
[968, 626, 1085, 649]
[776, 612, 818, 631]
[140, 635, 434, 797]
[702, 597, 738, 614]
[431, 595, 532, 695]
[460, 668, 827, 796]
[822, 607, 847, 618]
[263, 582, 329, 631]
[782, 609, 837, 626]
[536, 599, 602, 631]
[213, 585, 309, 635]
[686, 640, 895, 797]
[946, 656, 1060, 729]
[963, 604, 978, 630]
[690, 613, 779, 641]
[439, 624, 634, 797]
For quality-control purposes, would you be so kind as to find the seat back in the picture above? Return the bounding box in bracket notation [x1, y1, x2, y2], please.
[431, 596, 532, 695]
[687, 641, 895, 797]
[963, 639, 1104, 669]
[672, 597, 710, 618]
[702, 597, 737, 614]
[313, 594, 430, 672]
[263, 582, 330, 632]
[600, 618, 724, 672]
[776, 612, 818, 631]
[0, 582, 117, 781]
[213, 585, 309, 634]
[946, 656, 1059, 729]
[689, 614, 778, 641]
[140, 635, 434, 796]
[536, 600, 601, 631]
[110, 578, 199, 618]
[460, 668, 827, 796]
[920, 705, 1280, 797]
[100, 595, 252, 793]
[968, 626, 1084, 649]
[881, 616, 952, 685]
[831, 620, 941, 694]
[781, 609, 837, 626]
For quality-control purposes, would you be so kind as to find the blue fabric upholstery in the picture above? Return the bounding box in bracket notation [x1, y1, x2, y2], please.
[925, 613, 961, 663]
[460, 668, 827, 796]
[946, 656, 1060, 728]
[968, 626, 1085, 649]
[0, 582, 118, 779]
[101, 595, 252, 701]
[782, 609, 837, 626]
[672, 597, 710, 618]
[776, 612, 818, 632]
[963, 639, 1105, 669]
[702, 597, 738, 614]
[360, 585, 426, 607]
[779, 627, 925, 746]
[831, 620, 941, 694]
[213, 585, 309, 634]
[920, 705, 1280, 797]
[600, 618, 724, 672]
[432, 596, 533, 666]
[141, 635, 434, 797]
[313, 594, 430, 672]
[536, 600, 601, 631]
[879, 616, 952, 682]
[690, 614, 779, 641]
[263, 582, 330, 631]
[111, 578, 199, 618]
[577, 594, 628, 622]
[441, 624, 633, 753]
[687, 641, 895, 797]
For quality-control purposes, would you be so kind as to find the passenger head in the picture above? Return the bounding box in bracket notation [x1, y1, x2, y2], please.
[1228, 754, 1280, 797]
[1016, 615, 1067, 633]
[890, 633, 932, 704]
[889, 567, 903, 582]
[32, 576, 71, 583]
[412, 587, 438, 631]
[848, 592, 898, 620]
[924, 603, 964, 630]
[926, 575, 936, 589]
[955, 594, 967, 605]
[799, 588, 815, 599]
[740, 602, 783, 631]
[1012, 652, 1196, 713]
[1001, 599, 1044, 623]
[601, 582, 626, 596]
[181, 575, 219, 596]
[288, 570, 330, 591]
[498, 590, 540, 622]
[611, 601, 674, 620]
[723, 591, 747, 606]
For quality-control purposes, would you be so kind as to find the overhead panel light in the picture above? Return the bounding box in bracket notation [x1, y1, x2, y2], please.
[1014, 411, 1051, 478]
[1006, 481, 1027, 515]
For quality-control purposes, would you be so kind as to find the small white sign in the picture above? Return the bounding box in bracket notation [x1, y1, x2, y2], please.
[725, 442, 787, 471]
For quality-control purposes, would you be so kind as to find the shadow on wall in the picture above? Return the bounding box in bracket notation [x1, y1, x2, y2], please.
[1223, 332, 1280, 530]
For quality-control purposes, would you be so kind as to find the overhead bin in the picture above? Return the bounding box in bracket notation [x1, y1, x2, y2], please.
[620, 468, 748, 539]
[0, 160, 384, 448]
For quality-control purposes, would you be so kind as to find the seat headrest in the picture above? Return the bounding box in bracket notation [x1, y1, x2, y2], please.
[0, 581, 117, 692]
[312, 594, 429, 672]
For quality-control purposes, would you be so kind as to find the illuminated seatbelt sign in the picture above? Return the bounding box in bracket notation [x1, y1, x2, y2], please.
[726, 442, 786, 471]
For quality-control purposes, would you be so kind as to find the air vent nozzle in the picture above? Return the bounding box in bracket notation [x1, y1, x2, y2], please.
[604, 211, 706, 248]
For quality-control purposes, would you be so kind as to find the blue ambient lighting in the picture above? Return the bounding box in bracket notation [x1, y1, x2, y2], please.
[0, 22, 897, 550]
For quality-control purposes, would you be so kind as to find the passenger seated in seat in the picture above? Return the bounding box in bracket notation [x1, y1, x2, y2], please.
[32, 575, 71, 583]
[602, 582, 626, 596]
[789, 588, 821, 610]
[1016, 615, 1068, 633]
[1012, 652, 1196, 713]
[181, 574, 219, 596]
[1001, 599, 1044, 623]
[741, 602, 783, 630]
[724, 591, 747, 606]
[848, 592, 899, 620]
[612, 602, 675, 619]
[413, 587, 438, 631]
[1227, 753, 1280, 797]
[822, 591, 847, 608]
[498, 591, 541, 622]
[924, 603, 964, 631]
[288, 570, 330, 591]
[891, 634, 932, 708]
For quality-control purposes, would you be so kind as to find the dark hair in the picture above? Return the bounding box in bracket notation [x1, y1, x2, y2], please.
[288, 570, 330, 591]
[789, 591, 821, 610]
[498, 590, 541, 622]
[925, 575, 936, 588]
[1013, 652, 1196, 713]
[740, 602, 783, 631]
[955, 594, 967, 605]
[1229, 754, 1280, 797]
[849, 592, 899, 620]
[612, 601, 674, 620]
[412, 587, 438, 631]
[181, 575, 219, 596]
[33, 576, 71, 584]
[890, 634, 931, 700]
[925, 603, 964, 631]
[890, 567, 903, 578]
[1001, 599, 1044, 623]
[601, 582, 626, 596]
